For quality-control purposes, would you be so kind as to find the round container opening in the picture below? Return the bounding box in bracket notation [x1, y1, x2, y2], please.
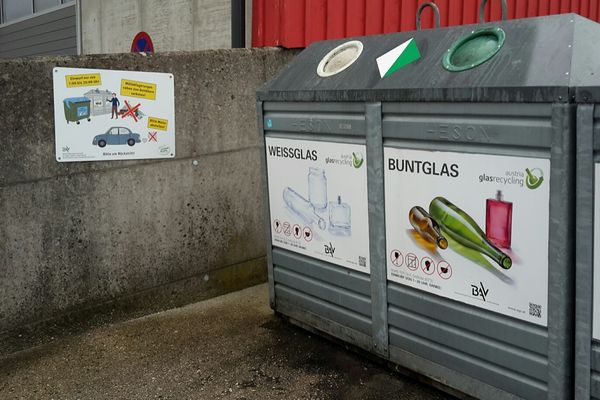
[443, 28, 505, 72]
[317, 40, 364, 77]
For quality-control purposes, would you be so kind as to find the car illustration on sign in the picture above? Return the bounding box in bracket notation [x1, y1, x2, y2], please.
[92, 127, 141, 148]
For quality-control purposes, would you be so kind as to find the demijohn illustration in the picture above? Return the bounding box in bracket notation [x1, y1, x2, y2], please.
[429, 196, 512, 269]
[408, 206, 448, 249]
[283, 187, 326, 230]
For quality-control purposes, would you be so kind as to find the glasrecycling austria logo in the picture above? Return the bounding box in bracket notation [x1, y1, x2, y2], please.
[525, 168, 544, 190]
[352, 152, 364, 168]
[478, 167, 545, 190]
[325, 151, 364, 168]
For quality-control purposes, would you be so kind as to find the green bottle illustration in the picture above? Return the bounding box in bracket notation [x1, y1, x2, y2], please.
[429, 196, 512, 269]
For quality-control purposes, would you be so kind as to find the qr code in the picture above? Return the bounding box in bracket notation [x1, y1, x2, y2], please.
[359, 256, 366, 267]
[529, 302, 542, 318]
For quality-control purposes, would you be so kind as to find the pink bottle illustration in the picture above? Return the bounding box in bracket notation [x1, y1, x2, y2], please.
[486, 190, 512, 248]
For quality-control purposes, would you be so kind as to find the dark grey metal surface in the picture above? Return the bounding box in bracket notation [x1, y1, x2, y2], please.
[382, 101, 569, 400]
[257, 12, 594, 400]
[0, 4, 77, 58]
[575, 104, 598, 400]
[257, 14, 592, 104]
[571, 19, 600, 103]
[261, 101, 377, 355]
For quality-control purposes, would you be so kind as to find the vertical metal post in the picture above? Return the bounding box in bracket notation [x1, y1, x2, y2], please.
[575, 104, 595, 399]
[547, 103, 576, 400]
[366, 102, 389, 358]
[231, 0, 245, 48]
[257, 100, 276, 309]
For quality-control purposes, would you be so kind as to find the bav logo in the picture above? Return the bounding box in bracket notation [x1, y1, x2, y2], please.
[471, 281, 490, 302]
[324, 242, 335, 257]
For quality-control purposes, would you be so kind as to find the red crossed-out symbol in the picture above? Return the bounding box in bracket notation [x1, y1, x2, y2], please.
[122, 100, 141, 122]
[148, 131, 157, 142]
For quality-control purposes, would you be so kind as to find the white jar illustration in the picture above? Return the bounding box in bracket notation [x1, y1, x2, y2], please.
[308, 167, 327, 210]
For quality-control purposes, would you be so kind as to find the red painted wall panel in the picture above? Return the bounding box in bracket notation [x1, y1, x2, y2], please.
[365, 0, 384, 35]
[252, 0, 600, 48]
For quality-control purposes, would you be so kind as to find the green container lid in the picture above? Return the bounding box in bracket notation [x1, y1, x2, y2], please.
[443, 27, 506, 72]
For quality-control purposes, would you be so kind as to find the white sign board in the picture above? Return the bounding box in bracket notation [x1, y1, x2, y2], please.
[384, 147, 550, 326]
[265, 137, 370, 273]
[53, 67, 175, 162]
[593, 163, 600, 339]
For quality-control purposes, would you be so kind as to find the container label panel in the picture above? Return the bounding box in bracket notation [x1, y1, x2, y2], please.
[593, 163, 600, 340]
[384, 147, 550, 326]
[53, 67, 175, 162]
[266, 137, 370, 273]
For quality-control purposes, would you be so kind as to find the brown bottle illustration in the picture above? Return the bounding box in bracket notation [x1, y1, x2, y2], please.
[409, 206, 448, 250]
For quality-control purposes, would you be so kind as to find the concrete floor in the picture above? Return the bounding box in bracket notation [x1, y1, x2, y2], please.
[0, 284, 455, 400]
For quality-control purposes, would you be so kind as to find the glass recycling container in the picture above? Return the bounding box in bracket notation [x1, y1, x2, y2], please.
[257, 10, 594, 400]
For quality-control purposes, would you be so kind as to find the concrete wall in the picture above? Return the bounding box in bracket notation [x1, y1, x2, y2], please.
[80, 0, 253, 54]
[0, 48, 295, 335]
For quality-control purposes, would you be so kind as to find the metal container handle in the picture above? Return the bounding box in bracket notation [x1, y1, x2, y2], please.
[416, 2, 441, 31]
[479, 0, 508, 23]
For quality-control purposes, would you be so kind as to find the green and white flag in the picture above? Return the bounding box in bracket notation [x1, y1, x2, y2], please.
[376, 38, 420, 78]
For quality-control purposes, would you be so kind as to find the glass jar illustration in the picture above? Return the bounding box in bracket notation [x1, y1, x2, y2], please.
[308, 167, 327, 210]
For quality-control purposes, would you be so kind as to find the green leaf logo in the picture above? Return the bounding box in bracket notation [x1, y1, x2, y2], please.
[525, 168, 544, 190]
[352, 152, 364, 168]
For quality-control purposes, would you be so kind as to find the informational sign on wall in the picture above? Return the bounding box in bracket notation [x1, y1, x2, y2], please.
[53, 67, 175, 162]
[384, 147, 550, 326]
[593, 164, 600, 339]
[265, 137, 370, 273]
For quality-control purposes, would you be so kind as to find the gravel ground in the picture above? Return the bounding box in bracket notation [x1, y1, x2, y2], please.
[0, 284, 455, 400]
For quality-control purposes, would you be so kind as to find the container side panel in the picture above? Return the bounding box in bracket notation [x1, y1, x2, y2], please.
[388, 305, 548, 381]
[388, 332, 547, 399]
[275, 283, 372, 335]
[387, 284, 548, 355]
[274, 266, 372, 317]
[272, 249, 371, 296]
[390, 346, 524, 400]
[383, 102, 558, 399]
[277, 298, 374, 351]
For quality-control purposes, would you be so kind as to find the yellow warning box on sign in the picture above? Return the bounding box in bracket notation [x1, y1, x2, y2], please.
[120, 79, 156, 100]
[148, 117, 168, 131]
[65, 73, 102, 87]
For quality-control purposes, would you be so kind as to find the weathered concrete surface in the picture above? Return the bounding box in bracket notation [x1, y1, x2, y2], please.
[80, 0, 254, 53]
[0, 284, 456, 400]
[0, 49, 298, 336]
